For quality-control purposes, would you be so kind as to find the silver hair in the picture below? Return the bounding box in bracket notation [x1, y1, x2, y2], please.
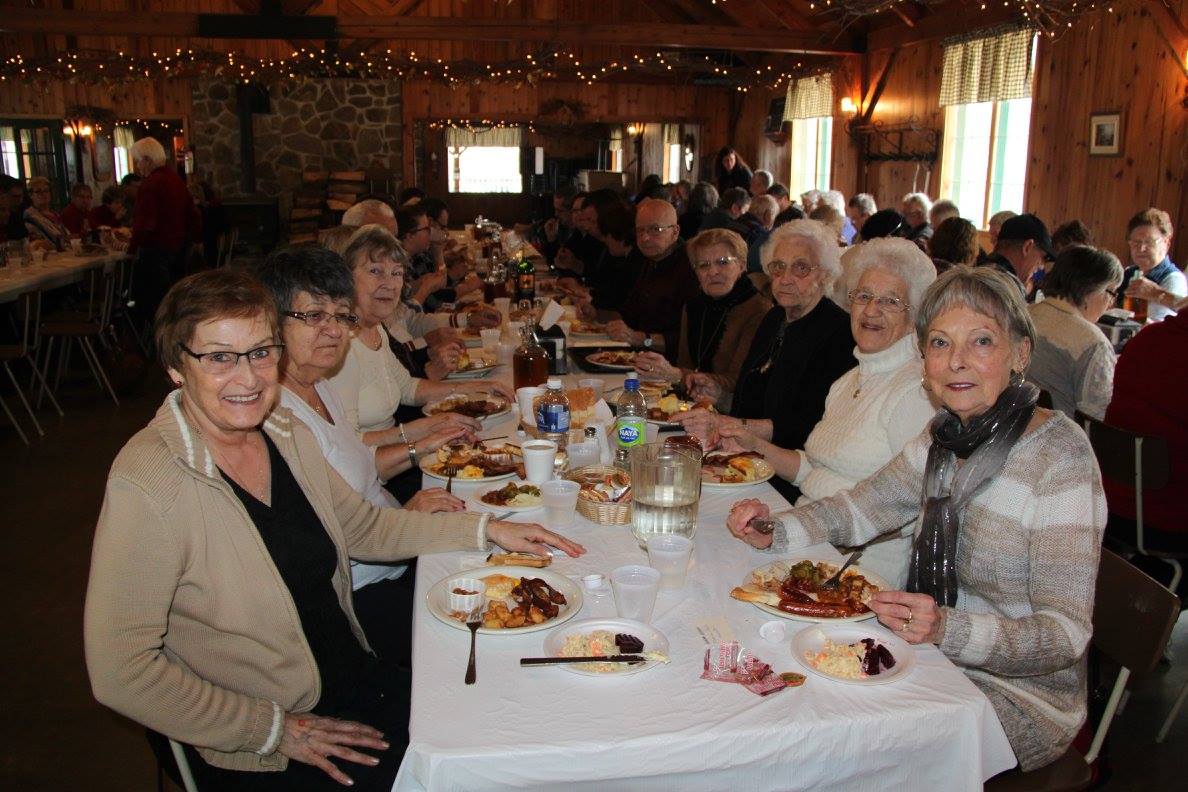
[752, 169, 774, 190]
[801, 188, 822, 206]
[761, 218, 842, 287]
[848, 193, 877, 215]
[930, 199, 959, 223]
[342, 199, 395, 226]
[988, 210, 1018, 228]
[750, 194, 779, 225]
[901, 192, 933, 215]
[914, 265, 1036, 353]
[820, 190, 846, 213]
[130, 137, 168, 168]
[839, 237, 938, 321]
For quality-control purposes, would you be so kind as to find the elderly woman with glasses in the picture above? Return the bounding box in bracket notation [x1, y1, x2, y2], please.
[1119, 207, 1185, 322]
[633, 228, 772, 404]
[23, 176, 70, 250]
[85, 269, 582, 790]
[1026, 245, 1123, 420]
[328, 227, 512, 452]
[719, 238, 937, 586]
[727, 266, 1106, 774]
[674, 220, 857, 502]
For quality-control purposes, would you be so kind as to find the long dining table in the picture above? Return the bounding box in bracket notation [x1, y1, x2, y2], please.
[0, 247, 130, 304]
[394, 350, 1017, 791]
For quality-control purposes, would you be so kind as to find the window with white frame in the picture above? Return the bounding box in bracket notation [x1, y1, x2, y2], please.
[937, 27, 1037, 228]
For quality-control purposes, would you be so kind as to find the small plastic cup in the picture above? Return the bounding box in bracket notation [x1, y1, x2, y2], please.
[494, 297, 511, 317]
[521, 439, 558, 484]
[646, 535, 694, 589]
[480, 328, 502, 353]
[578, 377, 605, 396]
[540, 479, 580, 529]
[610, 565, 662, 623]
[515, 386, 545, 422]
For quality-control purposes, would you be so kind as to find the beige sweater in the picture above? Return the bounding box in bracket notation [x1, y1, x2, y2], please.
[84, 391, 489, 772]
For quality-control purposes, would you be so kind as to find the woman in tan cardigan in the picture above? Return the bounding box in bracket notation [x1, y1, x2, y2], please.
[84, 269, 583, 790]
[634, 228, 771, 408]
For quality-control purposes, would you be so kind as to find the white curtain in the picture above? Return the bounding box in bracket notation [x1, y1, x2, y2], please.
[445, 126, 523, 148]
[783, 74, 834, 121]
[939, 26, 1035, 107]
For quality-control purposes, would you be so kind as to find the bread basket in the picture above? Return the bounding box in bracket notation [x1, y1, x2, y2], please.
[567, 465, 632, 525]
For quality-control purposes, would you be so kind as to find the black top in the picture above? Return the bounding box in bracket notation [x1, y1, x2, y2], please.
[717, 164, 753, 195]
[731, 299, 856, 502]
[979, 253, 1028, 298]
[678, 209, 704, 240]
[698, 207, 750, 238]
[617, 240, 702, 360]
[683, 275, 760, 373]
[222, 434, 377, 716]
[561, 230, 606, 282]
[588, 247, 636, 313]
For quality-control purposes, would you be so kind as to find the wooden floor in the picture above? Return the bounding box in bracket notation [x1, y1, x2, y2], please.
[0, 368, 1184, 790]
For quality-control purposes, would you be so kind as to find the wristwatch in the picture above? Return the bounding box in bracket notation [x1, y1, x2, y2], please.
[642, 335, 653, 349]
[407, 443, 419, 467]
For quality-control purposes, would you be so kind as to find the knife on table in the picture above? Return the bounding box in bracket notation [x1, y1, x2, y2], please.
[520, 655, 647, 666]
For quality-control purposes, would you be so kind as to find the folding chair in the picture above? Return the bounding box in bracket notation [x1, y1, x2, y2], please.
[37, 260, 120, 405]
[986, 549, 1180, 791]
[0, 290, 63, 444]
[217, 227, 239, 268]
[146, 729, 199, 792]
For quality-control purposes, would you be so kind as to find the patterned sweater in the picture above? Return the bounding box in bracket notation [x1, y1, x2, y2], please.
[774, 412, 1106, 771]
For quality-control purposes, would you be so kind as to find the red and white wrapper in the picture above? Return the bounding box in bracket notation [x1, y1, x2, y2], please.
[701, 641, 787, 696]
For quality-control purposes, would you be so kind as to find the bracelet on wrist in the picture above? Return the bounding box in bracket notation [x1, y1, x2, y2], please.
[407, 443, 419, 467]
[398, 422, 409, 444]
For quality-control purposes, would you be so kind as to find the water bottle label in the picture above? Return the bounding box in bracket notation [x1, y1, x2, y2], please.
[615, 417, 646, 448]
[536, 403, 570, 433]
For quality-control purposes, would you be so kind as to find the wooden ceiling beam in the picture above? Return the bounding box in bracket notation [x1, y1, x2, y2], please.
[0, 9, 861, 55]
[752, 0, 816, 31]
[866, 2, 1021, 50]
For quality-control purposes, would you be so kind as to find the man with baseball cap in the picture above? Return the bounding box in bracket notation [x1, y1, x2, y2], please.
[981, 213, 1056, 300]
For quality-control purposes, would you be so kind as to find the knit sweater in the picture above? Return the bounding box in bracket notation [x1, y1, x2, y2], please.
[84, 392, 489, 772]
[774, 412, 1106, 771]
[328, 331, 419, 435]
[1026, 298, 1115, 420]
[791, 333, 938, 586]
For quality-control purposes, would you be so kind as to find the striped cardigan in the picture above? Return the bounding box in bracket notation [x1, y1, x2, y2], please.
[773, 412, 1106, 771]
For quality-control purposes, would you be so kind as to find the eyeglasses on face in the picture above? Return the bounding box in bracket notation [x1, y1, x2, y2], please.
[282, 310, 359, 328]
[693, 255, 740, 272]
[848, 289, 909, 313]
[1104, 287, 1119, 299]
[635, 224, 677, 237]
[1127, 236, 1166, 250]
[179, 343, 284, 374]
[767, 259, 816, 278]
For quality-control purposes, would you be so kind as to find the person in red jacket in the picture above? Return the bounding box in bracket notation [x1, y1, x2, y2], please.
[59, 182, 94, 236]
[128, 136, 200, 326]
[1104, 311, 1188, 541]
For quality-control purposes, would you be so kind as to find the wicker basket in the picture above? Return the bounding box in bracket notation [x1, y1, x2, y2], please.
[568, 464, 633, 525]
[576, 495, 632, 525]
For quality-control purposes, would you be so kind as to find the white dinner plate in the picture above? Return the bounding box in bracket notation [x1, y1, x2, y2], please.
[427, 566, 583, 636]
[541, 618, 669, 677]
[569, 330, 611, 341]
[740, 557, 888, 623]
[422, 395, 511, 421]
[468, 481, 545, 513]
[446, 363, 498, 380]
[584, 352, 638, 371]
[700, 458, 776, 489]
[791, 624, 916, 685]
[419, 454, 519, 484]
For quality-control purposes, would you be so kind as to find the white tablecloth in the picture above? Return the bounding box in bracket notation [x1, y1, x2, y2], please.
[0, 249, 127, 303]
[394, 366, 1016, 791]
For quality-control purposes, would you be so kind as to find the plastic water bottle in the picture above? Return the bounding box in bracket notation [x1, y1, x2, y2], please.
[536, 378, 571, 447]
[614, 375, 647, 471]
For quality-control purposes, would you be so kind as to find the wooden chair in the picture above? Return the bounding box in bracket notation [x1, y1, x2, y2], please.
[986, 549, 1180, 791]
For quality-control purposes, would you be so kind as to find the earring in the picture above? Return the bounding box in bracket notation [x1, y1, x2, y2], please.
[920, 375, 931, 393]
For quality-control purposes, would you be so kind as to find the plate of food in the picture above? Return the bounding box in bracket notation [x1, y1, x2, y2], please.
[585, 350, 638, 371]
[568, 320, 610, 339]
[701, 451, 775, 487]
[423, 393, 511, 420]
[446, 350, 498, 379]
[645, 394, 693, 426]
[730, 557, 886, 622]
[540, 618, 670, 677]
[792, 624, 915, 685]
[420, 442, 521, 483]
[427, 566, 583, 635]
[471, 481, 544, 512]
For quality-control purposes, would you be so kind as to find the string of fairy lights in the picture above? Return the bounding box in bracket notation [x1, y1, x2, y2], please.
[0, 0, 1124, 91]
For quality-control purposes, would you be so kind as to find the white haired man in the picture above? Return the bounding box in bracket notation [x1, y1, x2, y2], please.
[846, 193, 877, 241]
[129, 136, 200, 324]
[750, 169, 774, 198]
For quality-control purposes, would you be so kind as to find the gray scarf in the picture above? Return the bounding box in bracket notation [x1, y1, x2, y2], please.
[907, 378, 1039, 606]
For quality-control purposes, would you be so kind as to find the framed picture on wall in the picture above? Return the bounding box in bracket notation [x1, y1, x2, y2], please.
[1089, 112, 1122, 156]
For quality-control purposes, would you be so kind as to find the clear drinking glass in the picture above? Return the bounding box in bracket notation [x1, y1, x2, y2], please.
[629, 441, 701, 547]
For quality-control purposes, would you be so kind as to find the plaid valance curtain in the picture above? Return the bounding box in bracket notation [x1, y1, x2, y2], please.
[445, 126, 523, 148]
[783, 74, 834, 120]
[939, 25, 1035, 107]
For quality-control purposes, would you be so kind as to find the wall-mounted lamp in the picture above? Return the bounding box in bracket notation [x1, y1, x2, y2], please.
[80, 124, 94, 137]
[626, 123, 639, 136]
[840, 97, 858, 114]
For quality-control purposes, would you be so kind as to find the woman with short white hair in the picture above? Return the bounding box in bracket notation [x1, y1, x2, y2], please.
[676, 219, 856, 502]
[130, 136, 169, 173]
[899, 191, 934, 250]
[715, 237, 938, 585]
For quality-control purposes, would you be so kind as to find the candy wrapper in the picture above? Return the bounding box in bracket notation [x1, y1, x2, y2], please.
[701, 641, 787, 696]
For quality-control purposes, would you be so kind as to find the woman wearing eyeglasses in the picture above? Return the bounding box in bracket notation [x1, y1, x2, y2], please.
[84, 268, 583, 790]
[1118, 207, 1184, 322]
[673, 220, 857, 500]
[633, 228, 771, 405]
[23, 176, 70, 250]
[717, 238, 938, 586]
